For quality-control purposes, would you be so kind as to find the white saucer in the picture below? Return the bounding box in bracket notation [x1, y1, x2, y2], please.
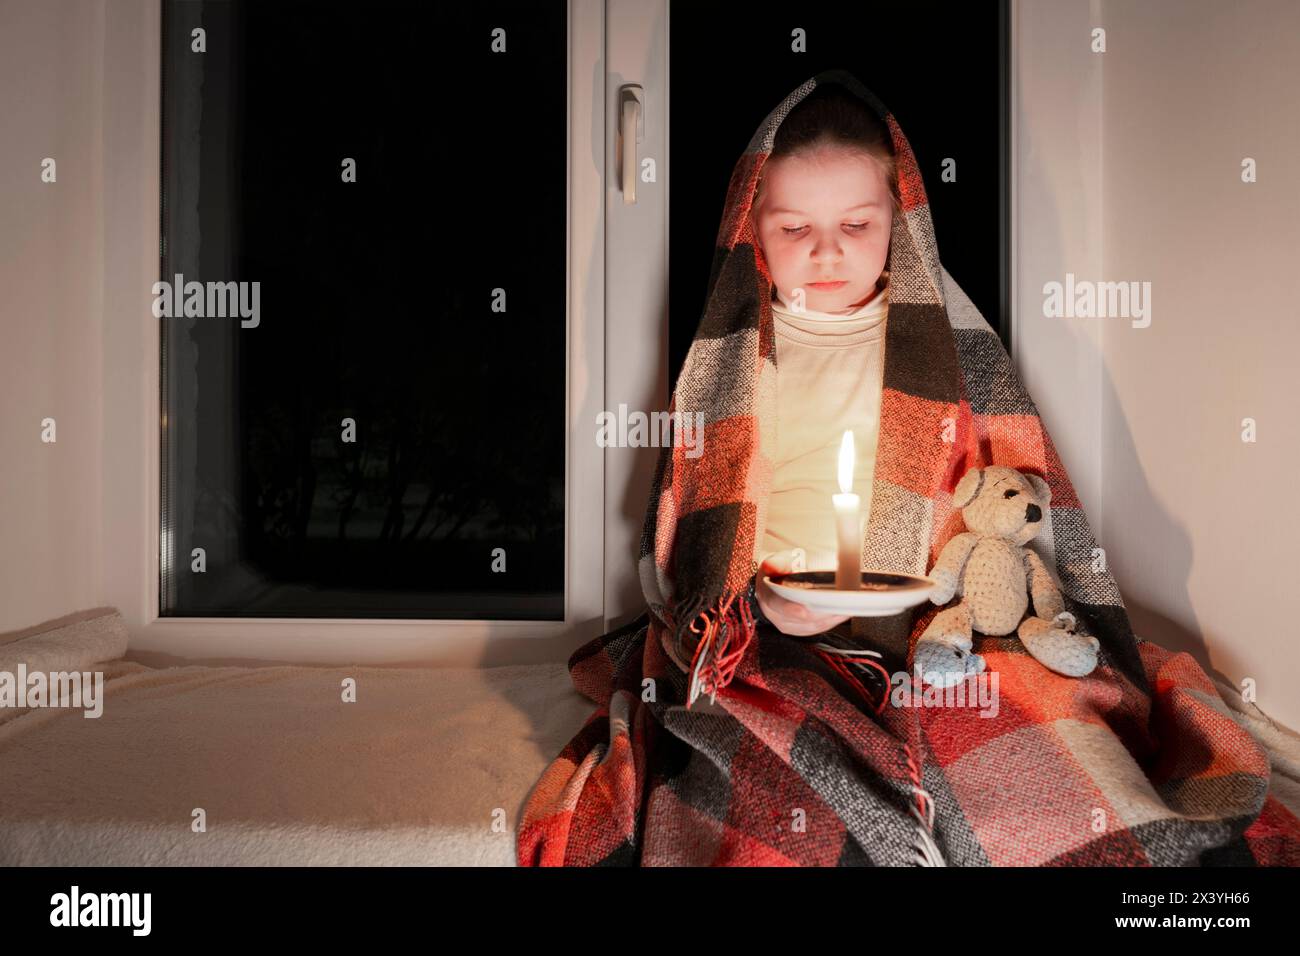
[764, 570, 937, 617]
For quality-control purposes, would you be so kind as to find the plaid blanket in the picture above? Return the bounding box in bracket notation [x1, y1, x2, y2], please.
[517, 70, 1300, 866]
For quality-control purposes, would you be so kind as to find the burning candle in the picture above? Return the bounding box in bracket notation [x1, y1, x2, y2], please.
[833, 430, 861, 590]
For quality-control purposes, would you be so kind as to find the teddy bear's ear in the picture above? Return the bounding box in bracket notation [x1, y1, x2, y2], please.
[1024, 472, 1052, 506]
[952, 468, 984, 509]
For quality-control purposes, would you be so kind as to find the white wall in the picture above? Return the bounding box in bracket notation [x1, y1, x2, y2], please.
[0, 0, 106, 632]
[1098, 0, 1300, 730]
[1014, 0, 1106, 561]
[1017, 0, 1300, 732]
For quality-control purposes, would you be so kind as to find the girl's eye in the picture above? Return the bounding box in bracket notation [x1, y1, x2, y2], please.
[780, 223, 869, 236]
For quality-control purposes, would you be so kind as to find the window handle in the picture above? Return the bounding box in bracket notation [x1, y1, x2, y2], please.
[620, 84, 644, 205]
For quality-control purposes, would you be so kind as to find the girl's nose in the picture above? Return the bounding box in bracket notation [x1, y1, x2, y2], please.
[810, 236, 843, 263]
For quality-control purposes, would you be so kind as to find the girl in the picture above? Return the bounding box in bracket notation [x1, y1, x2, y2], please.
[746, 83, 899, 639]
[518, 71, 1298, 866]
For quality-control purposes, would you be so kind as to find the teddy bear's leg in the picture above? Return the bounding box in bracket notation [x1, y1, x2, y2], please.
[913, 600, 985, 689]
[1018, 615, 1101, 677]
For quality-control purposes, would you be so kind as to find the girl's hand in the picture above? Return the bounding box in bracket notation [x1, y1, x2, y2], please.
[756, 549, 851, 637]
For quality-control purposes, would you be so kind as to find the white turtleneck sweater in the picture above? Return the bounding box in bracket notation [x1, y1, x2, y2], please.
[759, 285, 889, 570]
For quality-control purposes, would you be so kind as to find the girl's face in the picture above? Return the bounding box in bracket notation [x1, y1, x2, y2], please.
[752, 147, 893, 313]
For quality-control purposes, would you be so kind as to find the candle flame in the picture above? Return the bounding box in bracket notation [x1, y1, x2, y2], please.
[838, 430, 855, 494]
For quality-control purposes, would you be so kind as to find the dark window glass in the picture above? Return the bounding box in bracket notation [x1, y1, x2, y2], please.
[160, 1, 567, 618]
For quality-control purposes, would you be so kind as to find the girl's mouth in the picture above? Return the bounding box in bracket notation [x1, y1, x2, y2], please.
[807, 281, 847, 290]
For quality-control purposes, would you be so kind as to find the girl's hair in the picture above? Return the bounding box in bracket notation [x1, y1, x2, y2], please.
[753, 84, 901, 220]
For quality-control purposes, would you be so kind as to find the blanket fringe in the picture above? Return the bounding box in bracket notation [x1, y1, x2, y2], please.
[813, 643, 944, 864]
[676, 594, 945, 864]
[903, 743, 946, 866]
[810, 643, 891, 716]
[683, 586, 756, 709]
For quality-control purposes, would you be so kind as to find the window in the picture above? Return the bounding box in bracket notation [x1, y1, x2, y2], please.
[159, 0, 568, 619]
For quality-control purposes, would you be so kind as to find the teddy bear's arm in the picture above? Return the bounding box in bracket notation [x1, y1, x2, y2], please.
[937, 532, 979, 573]
[1023, 548, 1072, 625]
[928, 532, 980, 604]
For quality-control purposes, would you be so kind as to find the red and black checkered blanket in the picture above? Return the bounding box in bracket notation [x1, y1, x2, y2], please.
[517, 70, 1300, 866]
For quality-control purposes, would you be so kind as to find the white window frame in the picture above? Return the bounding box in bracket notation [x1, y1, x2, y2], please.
[102, 0, 609, 666]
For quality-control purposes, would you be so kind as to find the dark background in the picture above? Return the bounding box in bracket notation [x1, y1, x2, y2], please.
[668, 0, 1011, 387]
[161, 0, 567, 617]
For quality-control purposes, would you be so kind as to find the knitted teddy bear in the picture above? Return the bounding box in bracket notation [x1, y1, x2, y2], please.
[912, 465, 1101, 688]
